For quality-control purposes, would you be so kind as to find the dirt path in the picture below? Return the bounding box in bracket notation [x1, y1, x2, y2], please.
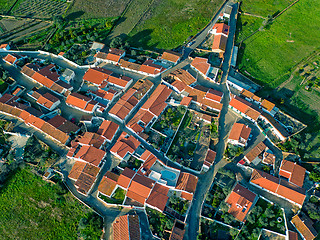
[242, 12, 265, 19]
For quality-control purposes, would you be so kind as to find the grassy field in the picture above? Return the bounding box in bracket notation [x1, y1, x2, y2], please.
[0, 168, 103, 239]
[66, 0, 130, 20]
[128, 0, 224, 49]
[240, 0, 295, 17]
[236, 14, 263, 43]
[0, 0, 14, 14]
[238, 0, 320, 88]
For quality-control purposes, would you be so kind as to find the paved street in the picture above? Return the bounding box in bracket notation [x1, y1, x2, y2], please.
[184, 2, 239, 239]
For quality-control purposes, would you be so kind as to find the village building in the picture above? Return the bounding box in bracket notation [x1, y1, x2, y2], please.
[228, 123, 251, 147]
[225, 183, 257, 222]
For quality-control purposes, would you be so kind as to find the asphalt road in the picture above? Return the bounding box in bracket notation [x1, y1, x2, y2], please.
[184, 2, 239, 240]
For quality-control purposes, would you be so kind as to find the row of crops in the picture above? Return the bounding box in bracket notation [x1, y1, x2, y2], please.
[13, 0, 68, 18]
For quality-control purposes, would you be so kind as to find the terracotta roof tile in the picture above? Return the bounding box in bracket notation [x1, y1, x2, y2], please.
[212, 34, 228, 52]
[113, 215, 129, 240]
[98, 177, 117, 197]
[74, 145, 106, 167]
[291, 214, 317, 240]
[245, 141, 267, 163]
[97, 120, 119, 141]
[83, 67, 111, 85]
[161, 51, 181, 63]
[169, 69, 196, 86]
[226, 183, 256, 222]
[261, 99, 275, 112]
[191, 57, 210, 76]
[279, 160, 306, 187]
[176, 172, 198, 193]
[68, 161, 86, 180]
[146, 184, 169, 212]
[117, 168, 135, 189]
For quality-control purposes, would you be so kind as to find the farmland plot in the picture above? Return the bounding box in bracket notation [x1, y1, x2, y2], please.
[0, 18, 32, 32]
[66, 0, 131, 19]
[0, 0, 14, 14]
[13, 0, 68, 18]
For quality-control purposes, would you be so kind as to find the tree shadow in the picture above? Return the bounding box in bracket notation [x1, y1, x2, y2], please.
[66, 11, 85, 21]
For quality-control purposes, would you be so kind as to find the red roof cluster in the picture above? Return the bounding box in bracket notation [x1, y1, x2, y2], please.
[67, 144, 106, 167]
[97, 120, 119, 142]
[110, 132, 141, 159]
[113, 214, 141, 240]
[68, 161, 100, 195]
[229, 96, 261, 121]
[21, 63, 72, 96]
[250, 169, 306, 206]
[139, 59, 166, 75]
[228, 123, 251, 145]
[160, 51, 182, 64]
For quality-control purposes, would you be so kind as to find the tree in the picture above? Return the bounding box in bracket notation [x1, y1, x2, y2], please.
[131, 50, 137, 56]
[222, 213, 233, 224]
[246, 213, 255, 224]
[105, 21, 113, 29]
[229, 228, 238, 237]
[265, 208, 275, 218]
[258, 216, 268, 227]
[110, 37, 123, 48]
[53, 15, 65, 29]
[219, 201, 229, 213]
[251, 228, 260, 239]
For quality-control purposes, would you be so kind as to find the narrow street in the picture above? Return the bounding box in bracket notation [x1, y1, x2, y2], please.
[184, 2, 239, 239]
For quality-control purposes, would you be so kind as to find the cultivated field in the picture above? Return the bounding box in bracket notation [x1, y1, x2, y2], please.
[107, 0, 153, 40]
[0, 168, 102, 239]
[237, 0, 320, 87]
[66, 0, 131, 20]
[128, 0, 224, 49]
[0, 18, 32, 32]
[235, 14, 263, 43]
[13, 0, 68, 18]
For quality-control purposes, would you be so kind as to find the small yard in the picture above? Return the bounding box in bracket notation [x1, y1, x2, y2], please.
[119, 156, 143, 171]
[302, 196, 320, 222]
[0, 80, 8, 94]
[167, 110, 201, 167]
[224, 143, 244, 159]
[168, 193, 189, 216]
[146, 130, 166, 151]
[23, 135, 60, 172]
[146, 207, 174, 239]
[99, 187, 126, 205]
[152, 105, 186, 137]
[237, 198, 286, 240]
[198, 218, 239, 240]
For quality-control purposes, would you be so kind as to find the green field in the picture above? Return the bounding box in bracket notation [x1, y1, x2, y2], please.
[0, 0, 14, 14]
[66, 0, 130, 20]
[128, 0, 224, 49]
[240, 0, 295, 17]
[238, 0, 320, 88]
[236, 14, 263, 43]
[0, 168, 103, 239]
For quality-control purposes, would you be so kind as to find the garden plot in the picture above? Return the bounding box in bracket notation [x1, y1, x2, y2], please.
[198, 218, 239, 240]
[167, 110, 203, 168]
[237, 198, 286, 240]
[13, 0, 68, 18]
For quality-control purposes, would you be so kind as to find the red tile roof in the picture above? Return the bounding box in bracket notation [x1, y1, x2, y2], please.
[212, 34, 228, 52]
[226, 183, 256, 222]
[279, 160, 306, 187]
[250, 169, 306, 206]
[229, 123, 251, 142]
[83, 67, 111, 85]
[261, 99, 275, 112]
[244, 141, 267, 163]
[113, 214, 141, 240]
[117, 168, 135, 189]
[212, 23, 229, 35]
[97, 120, 119, 141]
[161, 51, 181, 63]
[127, 174, 155, 204]
[141, 84, 172, 116]
[74, 132, 105, 149]
[191, 57, 210, 76]
[107, 74, 132, 88]
[169, 220, 186, 240]
[36, 92, 59, 109]
[139, 60, 166, 75]
[146, 183, 169, 212]
[169, 69, 196, 86]
[291, 214, 318, 240]
[176, 172, 198, 193]
[180, 97, 192, 106]
[68, 161, 86, 180]
[74, 145, 106, 167]
[288, 230, 298, 240]
[66, 92, 97, 112]
[98, 177, 117, 197]
[3, 54, 17, 64]
[32, 72, 55, 88]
